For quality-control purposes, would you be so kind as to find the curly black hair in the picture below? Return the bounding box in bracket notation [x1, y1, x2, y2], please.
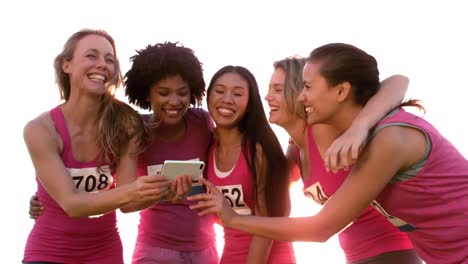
[124, 42, 205, 110]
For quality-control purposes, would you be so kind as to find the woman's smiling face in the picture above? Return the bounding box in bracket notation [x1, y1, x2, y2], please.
[208, 72, 250, 129]
[148, 74, 190, 125]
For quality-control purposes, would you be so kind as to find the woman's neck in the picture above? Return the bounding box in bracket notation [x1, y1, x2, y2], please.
[153, 118, 187, 143]
[61, 95, 102, 127]
[215, 126, 243, 153]
[330, 103, 363, 135]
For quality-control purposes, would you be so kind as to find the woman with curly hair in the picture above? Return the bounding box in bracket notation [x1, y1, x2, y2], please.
[125, 42, 218, 264]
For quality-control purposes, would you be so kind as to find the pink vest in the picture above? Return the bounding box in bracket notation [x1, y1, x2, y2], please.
[135, 108, 216, 251]
[208, 141, 295, 264]
[23, 105, 122, 264]
[302, 125, 413, 262]
[373, 109, 468, 263]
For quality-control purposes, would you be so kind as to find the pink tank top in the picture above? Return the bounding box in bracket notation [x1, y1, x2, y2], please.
[372, 109, 468, 263]
[23, 105, 122, 264]
[302, 125, 413, 262]
[135, 108, 216, 251]
[208, 141, 295, 264]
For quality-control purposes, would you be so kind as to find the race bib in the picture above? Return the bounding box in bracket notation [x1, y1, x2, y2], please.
[67, 166, 113, 193]
[304, 181, 355, 232]
[371, 200, 416, 232]
[304, 181, 329, 205]
[218, 184, 252, 215]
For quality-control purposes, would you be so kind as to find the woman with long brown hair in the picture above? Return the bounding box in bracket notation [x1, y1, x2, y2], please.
[22, 29, 170, 264]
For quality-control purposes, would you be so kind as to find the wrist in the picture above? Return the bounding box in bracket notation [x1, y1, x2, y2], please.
[119, 183, 135, 206]
[352, 115, 373, 131]
[225, 213, 240, 229]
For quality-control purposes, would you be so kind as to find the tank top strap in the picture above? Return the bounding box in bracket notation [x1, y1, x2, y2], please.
[50, 105, 73, 162]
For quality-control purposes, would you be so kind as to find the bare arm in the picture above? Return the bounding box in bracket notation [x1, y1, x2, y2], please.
[117, 138, 171, 213]
[286, 140, 301, 183]
[325, 75, 409, 171]
[191, 126, 424, 242]
[355, 75, 409, 133]
[24, 118, 163, 217]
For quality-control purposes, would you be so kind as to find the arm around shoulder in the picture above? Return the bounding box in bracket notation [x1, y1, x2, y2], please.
[357, 74, 409, 128]
[325, 74, 410, 171]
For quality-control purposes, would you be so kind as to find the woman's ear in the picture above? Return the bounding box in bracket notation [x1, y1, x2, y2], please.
[62, 60, 71, 74]
[336, 81, 351, 102]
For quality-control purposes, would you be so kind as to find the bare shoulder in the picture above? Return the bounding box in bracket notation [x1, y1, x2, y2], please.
[24, 112, 53, 135]
[23, 111, 59, 150]
[371, 125, 424, 149]
[366, 125, 426, 168]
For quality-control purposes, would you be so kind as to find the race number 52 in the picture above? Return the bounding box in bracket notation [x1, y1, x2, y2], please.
[219, 184, 251, 215]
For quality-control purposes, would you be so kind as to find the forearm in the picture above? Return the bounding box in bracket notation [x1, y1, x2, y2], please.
[246, 236, 273, 264]
[355, 74, 409, 129]
[62, 185, 133, 217]
[229, 215, 332, 243]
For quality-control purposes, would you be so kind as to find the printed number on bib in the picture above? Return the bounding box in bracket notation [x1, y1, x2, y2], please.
[304, 182, 355, 231]
[219, 184, 251, 215]
[304, 181, 329, 205]
[371, 201, 416, 232]
[67, 166, 113, 193]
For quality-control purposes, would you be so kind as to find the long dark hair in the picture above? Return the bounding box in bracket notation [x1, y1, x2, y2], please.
[207, 66, 290, 217]
[308, 43, 425, 111]
[308, 43, 380, 106]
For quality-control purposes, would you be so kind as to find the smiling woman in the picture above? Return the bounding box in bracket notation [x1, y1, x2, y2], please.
[265, 56, 421, 263]
[7, 2, 468, 263]
[204, 65, 295, 263]
[188, 43, 468, 264]
[22, 29, 169, 264]
[123, 41, 219, 264]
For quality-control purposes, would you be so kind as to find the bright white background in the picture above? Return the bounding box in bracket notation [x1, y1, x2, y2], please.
[1, 1, 466, 263]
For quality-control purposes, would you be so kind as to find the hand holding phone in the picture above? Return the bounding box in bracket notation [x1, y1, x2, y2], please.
[160, 160, 206, 199]
[160, 160, 205, 181]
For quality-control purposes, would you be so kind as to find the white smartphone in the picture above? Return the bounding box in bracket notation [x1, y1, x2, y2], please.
[160, 160, 205, 181]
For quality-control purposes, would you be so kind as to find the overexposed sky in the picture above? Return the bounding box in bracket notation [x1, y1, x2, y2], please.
[1, 1, 466, 263]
